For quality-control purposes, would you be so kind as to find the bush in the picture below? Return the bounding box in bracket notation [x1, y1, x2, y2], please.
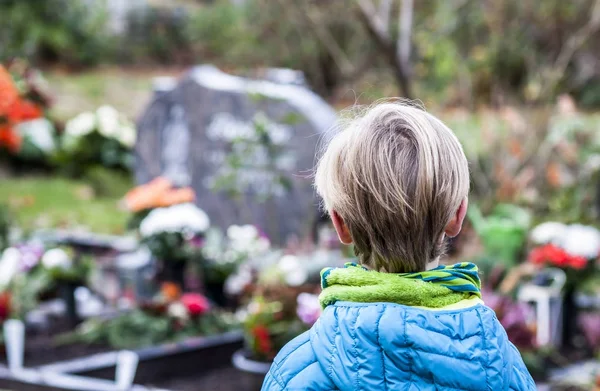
[117, 5, 194, 65]
[0, 205, 11, 252]
[0, 0, 111, 67]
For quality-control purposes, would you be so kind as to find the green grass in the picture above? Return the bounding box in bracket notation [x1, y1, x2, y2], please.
[0, 177, 130, 234]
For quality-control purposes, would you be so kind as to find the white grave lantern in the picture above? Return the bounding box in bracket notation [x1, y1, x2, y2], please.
[518, 268, 566, 347]
[4, 319, 24, 372]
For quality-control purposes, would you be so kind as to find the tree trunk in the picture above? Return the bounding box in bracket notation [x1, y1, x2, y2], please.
[356, 2, 413, 98]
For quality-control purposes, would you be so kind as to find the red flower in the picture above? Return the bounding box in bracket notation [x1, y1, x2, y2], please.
[252, 325, 272, 355]
[569, 256, 587, 270]
[529, 244, 590, 270]
[0, 292, 11, 322]
[180, 293, 210, 316]
[528, 244, 569, 267]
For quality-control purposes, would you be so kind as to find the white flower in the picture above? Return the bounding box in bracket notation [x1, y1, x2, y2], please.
[167, 302, 189, 321]
[255, 237, 270, 253]
[234, 309, 248, 323]
[139, 203, 210, 237]
[227, 224, 258, 242]
[224, 265, 253, 295]
[247, 301, 261, 314]
[530, 222, 568, 245]
[96, 106, 120, 138]
[0, 248, 21, 288]
[117, 123, 137, 148]
[65, 112, 96, 138]
[41, 248, 72, 270]
[562, 224, 600, 259]
[16, 118, 56, 152]
[278, 255, 307, 286]
[278, 255, 299, 272]
[226, 224, 270, 255]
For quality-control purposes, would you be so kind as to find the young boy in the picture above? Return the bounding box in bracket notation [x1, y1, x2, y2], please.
[261, 102, 536, 390]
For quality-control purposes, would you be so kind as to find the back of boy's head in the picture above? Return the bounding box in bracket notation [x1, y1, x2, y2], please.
[315, 101, 469, 273]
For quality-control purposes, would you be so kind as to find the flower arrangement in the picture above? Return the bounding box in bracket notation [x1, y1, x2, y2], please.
[239, 261, 321, 362]
[56, 105, 136, 174]
[0, 243, 92, 323]
[203, 224, 270, 287]
[125, 179, 208, 289]
[59, 285, 237, 350]
[0, 244, 81, 290]
[123, 177, 196, 230]
[528, 222, 600, 272]
[0, 64, 47, 154]
[242, 294, 309, 362]
[139, 202, 210, 263]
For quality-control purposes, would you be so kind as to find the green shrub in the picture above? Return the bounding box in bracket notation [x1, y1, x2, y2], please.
[118, 6, 194, 64]
[0, 0, 112, 67]
[0, 205, 11, 252]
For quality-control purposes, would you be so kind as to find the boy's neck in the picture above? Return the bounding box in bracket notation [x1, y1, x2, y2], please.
[425, 258, 440, 270]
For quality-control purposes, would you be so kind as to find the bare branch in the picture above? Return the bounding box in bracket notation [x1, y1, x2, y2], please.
[542, 0, 600, 96]
[357, 0, 390, 40]
[398, 0, 413, 74]
[304, 9, 356, 76]
[279, 0, 361, 80]
[379, 0, 392, 33]
[357, 0, 413, 97]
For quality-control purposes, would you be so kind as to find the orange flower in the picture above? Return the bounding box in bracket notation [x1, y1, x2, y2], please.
[124, 177, 196, 212]
[0, 126, 22, 152]
[124, 177, 173, 212]
[0, 65, 19, 114]
[7, 99, 42, 122]
[0, 65, 42, 155]
[546, 162, 561, 188]
[160, 282, 182, 301]
[157, 187, 195, 208]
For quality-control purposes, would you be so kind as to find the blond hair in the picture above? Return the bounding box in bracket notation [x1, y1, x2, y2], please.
[314, 101, 470, 272]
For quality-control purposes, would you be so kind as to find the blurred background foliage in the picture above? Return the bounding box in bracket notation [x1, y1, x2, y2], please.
[2, 0, 600, 106]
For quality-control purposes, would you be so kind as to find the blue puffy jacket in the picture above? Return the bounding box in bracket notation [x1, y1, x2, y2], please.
[261, 301, 536, 390]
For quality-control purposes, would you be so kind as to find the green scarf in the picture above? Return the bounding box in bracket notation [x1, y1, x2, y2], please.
[319, 262, 482, 309]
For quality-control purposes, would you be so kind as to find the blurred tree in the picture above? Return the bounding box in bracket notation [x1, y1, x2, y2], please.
[411, 0, 600, 106]
[4, 0, 600, 106]
[0, 0, 110, 67]
[356, 0, 414, 98]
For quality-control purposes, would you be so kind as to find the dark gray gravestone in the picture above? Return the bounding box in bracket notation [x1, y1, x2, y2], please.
[135, 65, 337, 244]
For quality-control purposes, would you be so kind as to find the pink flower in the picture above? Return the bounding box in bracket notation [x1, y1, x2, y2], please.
[180, 293, 210, 316]
[296, 293, 321, 326]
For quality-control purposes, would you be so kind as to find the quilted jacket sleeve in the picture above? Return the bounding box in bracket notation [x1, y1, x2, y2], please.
[261, 331, 337, 391]
[262, 370, 284, 391]
[509, 343, 537, 391]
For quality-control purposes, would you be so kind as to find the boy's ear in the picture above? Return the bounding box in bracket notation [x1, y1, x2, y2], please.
[330, 210, 353, 245]
[444, 198, 468, 238]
